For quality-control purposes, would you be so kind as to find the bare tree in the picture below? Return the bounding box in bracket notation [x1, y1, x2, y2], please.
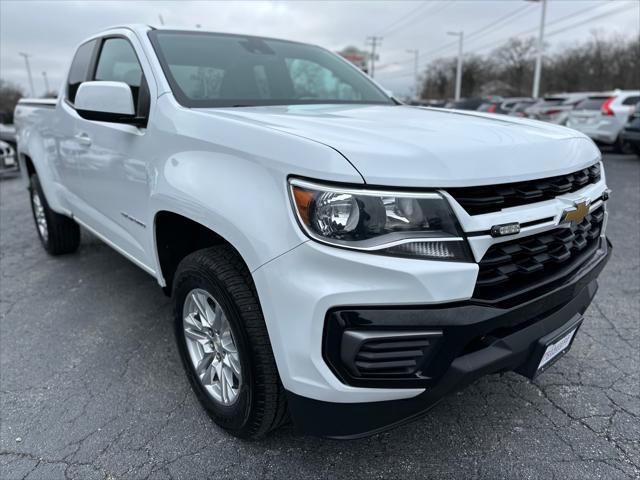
[0, 80, 24, 124]
[419, 34, 639, 100]
[492, 37, 536, 96]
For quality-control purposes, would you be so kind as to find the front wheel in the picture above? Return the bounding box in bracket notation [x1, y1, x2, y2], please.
[173, 246, 288, 439]
[29, 174, 80, 255]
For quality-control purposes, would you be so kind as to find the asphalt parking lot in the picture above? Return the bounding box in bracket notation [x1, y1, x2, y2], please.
[1, 153, 638, 480]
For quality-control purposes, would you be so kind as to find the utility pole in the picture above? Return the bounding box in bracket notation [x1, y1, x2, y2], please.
[447, 31, 464, 101]
[42, 71, 50, 94]
[532, 0, 547, 98]
[366, 36, 383, 78]
[19, 52, 35, 97]
[158, 14, 165, 26]
[406, 49, 420, 99]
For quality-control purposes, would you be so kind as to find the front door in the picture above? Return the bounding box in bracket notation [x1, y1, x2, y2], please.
[73, 35, 155, 271]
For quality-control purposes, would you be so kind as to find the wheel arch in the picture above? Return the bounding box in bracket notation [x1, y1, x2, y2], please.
[153, 210, 249, 294]
[22, 153, 37, 177]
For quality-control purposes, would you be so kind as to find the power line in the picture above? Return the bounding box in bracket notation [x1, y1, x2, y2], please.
[466, 1, 631, 54]
[377, 0, 637, 82]
[426, 1, 453, 18]
[376, 1, 431, 37]
[545, 2, 637, 38]
[465, 3, 535, 42]
[381, 2, 533, 72]
[415, 3, 536, 62]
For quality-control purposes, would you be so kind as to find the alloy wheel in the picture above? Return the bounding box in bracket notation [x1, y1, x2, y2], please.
[31, 191, 48, 242]
[182, 288, 242, 405]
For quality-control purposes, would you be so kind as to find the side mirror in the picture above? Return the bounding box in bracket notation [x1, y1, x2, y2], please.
[75, 81, 144, 126]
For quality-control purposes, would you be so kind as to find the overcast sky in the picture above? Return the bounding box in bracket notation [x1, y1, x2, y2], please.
[1, 0, 638, 98]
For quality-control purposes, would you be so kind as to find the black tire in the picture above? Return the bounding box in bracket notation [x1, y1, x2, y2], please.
[173, 245, 288, 439]
[614, 135, 633, 154]
[29, 174, 80, 255]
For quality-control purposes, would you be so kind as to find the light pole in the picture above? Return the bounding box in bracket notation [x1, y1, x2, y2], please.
[531, 0, 547, 98]
[42, 71, 50, 94]
[406, 49, 420, 99]
[366, 36, 382, 78]
[19, 52, 35, 97]
[447, 31, 464, 101]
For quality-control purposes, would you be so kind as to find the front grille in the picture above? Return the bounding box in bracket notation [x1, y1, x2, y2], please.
[474, 206, 604, 301]
[447, 164, 601, 215]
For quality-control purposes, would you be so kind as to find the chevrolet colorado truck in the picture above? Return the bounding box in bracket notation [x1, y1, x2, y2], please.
[14, 25, 611, 439]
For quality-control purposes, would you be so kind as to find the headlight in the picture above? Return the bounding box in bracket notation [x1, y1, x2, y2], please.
[289, 179, 471, 261]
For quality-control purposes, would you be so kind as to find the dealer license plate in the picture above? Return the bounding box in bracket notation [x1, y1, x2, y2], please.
[538, 328, 577, 371]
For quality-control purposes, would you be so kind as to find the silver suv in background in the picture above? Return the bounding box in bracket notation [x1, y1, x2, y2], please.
[478, 97, 534, 115]
[525, 93, 595, 125]
[566, 90, 640, 152]
[508, 100, 538, 118]
[620, 102, 640, 156]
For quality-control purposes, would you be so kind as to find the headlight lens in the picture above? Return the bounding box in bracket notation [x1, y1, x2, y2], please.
[289, 179, 471, 261]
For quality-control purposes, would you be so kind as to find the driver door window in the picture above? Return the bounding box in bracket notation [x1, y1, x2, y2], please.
[93, 38, 146, 112]
[95, 38, 141, 85]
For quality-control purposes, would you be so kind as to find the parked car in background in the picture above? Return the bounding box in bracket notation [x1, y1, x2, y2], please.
[406, 99, 448, 108]
[526, 93, 594, 125]
[566, 91, 640, 152]
[0, 122, 17, 147]
[0, 140, 17, 171]
[620, 101, 640, 156]
[408, 99, 449, 108]
[478, 97, 534, 115]
[508, 100, 538, 118]
[445, 96, 502, 110]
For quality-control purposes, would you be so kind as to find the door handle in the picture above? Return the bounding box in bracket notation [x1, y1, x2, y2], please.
[74, 132, 92, 147]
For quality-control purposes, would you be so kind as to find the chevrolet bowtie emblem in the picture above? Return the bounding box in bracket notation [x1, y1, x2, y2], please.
[560, 200, 591, 225]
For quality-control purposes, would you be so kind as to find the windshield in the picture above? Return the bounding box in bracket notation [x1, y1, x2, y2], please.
[148, 30, 393, 108]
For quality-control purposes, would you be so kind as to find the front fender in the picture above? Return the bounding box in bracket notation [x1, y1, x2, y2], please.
[147, 96, 365, 275]
[149, 150, 305, 274]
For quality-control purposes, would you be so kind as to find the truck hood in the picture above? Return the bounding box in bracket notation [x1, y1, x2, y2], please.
[206, 104, 600, 187]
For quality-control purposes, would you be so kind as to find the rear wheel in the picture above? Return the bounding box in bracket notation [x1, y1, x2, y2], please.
[615, 135, 634, 154]
[29, 174, 80, 255]
[173, 246, 288, 439]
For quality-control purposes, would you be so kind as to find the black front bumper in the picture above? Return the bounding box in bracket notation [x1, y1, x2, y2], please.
[287, 238, 611, 438]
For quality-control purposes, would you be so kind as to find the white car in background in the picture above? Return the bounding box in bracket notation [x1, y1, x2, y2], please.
[0, 140, 17, 171]
[566, 90, 640, 151]
[525, 92, 596, 125]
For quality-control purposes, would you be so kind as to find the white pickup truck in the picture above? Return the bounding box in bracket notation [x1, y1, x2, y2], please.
[15, 24, 611, 439]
